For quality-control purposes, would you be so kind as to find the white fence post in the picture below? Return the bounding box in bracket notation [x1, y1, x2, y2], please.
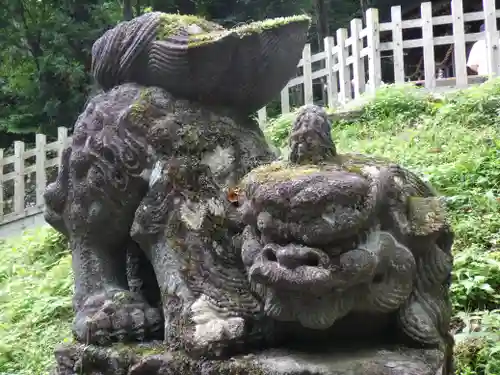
[35, 134, 47, 207]
[324, 36, 337, 108]
[483, 0, 500, 77]
[302, 44, 314, 104]
[337, 28, 351, 103]
[421, 2, 436, 89]
[451, 0, 468, 87]
[13, 141, 25, 215]
[351, 18, 366, 97]
[391, 6, 405, 83]
[257, 108, 267, 127]
[366, 8, 382, 93]
[0, 126, 75, 231]
[280, 86, 290, 114]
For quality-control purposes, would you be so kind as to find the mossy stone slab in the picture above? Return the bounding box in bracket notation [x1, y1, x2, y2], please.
[53, 342, 443, 375]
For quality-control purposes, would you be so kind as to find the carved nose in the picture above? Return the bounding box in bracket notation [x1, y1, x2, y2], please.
[263, 245, 321, 269]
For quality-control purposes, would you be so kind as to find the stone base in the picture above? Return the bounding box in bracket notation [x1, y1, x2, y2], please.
[53, 342, 443, 375]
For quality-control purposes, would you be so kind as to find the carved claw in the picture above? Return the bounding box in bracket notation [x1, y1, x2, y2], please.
[182, 295, 247, 358]
[73, 289, 162, 345]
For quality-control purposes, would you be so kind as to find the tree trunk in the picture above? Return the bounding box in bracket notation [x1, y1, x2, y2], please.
[360, 0, 368, 22]
[313, 0, 329, 40]
[135, 0, 141, 17]
[123, 0, 133, 20]
[175, 0, 196, 15]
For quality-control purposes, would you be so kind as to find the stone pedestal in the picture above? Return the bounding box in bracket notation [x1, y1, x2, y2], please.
[53, 342, 443, 375]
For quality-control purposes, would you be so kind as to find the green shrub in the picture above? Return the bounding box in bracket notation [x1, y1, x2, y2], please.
[264, 111, 298, 149]
[435, 78, 500, 130]
[0, 227, 73, 375]
[454, 310, 500, 375]
[451, 250, 500, 311]
[360, 84, 437, 128]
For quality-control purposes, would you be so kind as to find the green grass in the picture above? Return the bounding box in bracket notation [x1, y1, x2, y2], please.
[1, 80, 499, 374]
[0, 228, 73, 375]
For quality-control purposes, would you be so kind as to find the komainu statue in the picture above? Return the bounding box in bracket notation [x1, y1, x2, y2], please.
[46, 11, 455, 375]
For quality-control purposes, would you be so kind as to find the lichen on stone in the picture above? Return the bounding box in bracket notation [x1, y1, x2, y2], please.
[335, 153, 392, 170]
[231, 14, 311, 37]
[127, 87, 157, 125]
[187, 14, 311, 48]
[408, 196, 447, 235]
[239, 161, 321, 186]
[111, 341, 166, 357]
[156, 13, 223, 41]
[239, 152, 391, 186]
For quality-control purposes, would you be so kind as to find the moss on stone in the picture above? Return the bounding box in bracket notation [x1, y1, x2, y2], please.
[239, 161, 321, 186]
[157, 13, 223, 41]
[111, 341, 166, 356]
[129, 88, 154, 122]
[178, 123, 206, 151]
[240, 151, 390, 186]
[342, 164, 364, 174]
[231, 14, 311, 37]
[187, 14, 311, 48]
[408, 196, 446, 235]
[214, 358, 270, 375]
[335, 153, 391, 168]
[187, 32, 225, 48]
[168, 350, 270, 375]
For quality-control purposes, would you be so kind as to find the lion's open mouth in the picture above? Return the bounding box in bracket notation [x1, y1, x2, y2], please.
[242, 224, 417, 329]
[244, 227, 378, 293]
[249, 260, 335, 292]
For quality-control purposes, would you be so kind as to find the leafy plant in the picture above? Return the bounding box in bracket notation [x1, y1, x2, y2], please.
[0, 227, 73, 375]
[360, 84, 436, 128]
[454, 310, 500, 375]
[263, 111, 298, 149]
[451, 250, 500, 311]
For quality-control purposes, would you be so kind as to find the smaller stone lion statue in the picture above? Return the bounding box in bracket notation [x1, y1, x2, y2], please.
[233, 104, 455, 375]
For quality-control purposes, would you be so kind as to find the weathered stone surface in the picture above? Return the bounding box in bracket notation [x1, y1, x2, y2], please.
[43, 82, 275, 352]
[54, 342, 443, 375]
[45, 12, 455, 375]
[91, 12, 310, 113]
[236, 106, 454, 349]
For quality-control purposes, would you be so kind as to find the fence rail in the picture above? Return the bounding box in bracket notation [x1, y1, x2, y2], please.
[0, 128, 70, 235]
[257, 0, 500, 124]
[1, 0, 500, 234]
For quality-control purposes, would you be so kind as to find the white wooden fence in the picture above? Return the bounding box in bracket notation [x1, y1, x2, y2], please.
[1, 0, 500, 235]
[0, 128, 69, 236]
[257, 0, 500, 124]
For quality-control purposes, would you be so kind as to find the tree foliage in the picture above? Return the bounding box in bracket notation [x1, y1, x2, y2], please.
[0, 0, 122, 140]
[0, 0, 369, 144]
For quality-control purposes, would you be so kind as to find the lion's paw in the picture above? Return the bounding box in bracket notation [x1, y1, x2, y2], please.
[73, 289, 162, 345]
[184, 295, 246, 358]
